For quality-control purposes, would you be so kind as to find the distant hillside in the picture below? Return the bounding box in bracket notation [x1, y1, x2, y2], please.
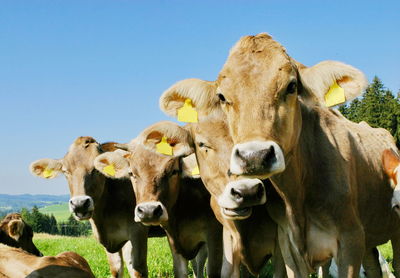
[39, 203, 70, 222]
[0, 194, 69, 216]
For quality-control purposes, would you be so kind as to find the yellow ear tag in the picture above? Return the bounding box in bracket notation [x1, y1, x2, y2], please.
[177, 99, 198, 123]
[325, 82, 346, 107]
[43, 168, 54, 179]
[103, 164, 116, 177]
[191, 166, 200, 176]
[156, 137, 173, 156]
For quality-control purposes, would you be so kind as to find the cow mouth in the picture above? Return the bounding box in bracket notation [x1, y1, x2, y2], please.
[73, 211, 93, 221]
[221, 207, 252, 220]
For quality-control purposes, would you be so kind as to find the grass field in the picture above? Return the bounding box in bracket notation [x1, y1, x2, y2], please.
[34, 233, 182, 277]
[39, 203, 71, 222]
[33, 233, 393, 278]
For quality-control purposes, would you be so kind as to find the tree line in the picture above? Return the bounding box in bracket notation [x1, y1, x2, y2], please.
[17, 206, 91, 237]
[339, 76, 400, 147]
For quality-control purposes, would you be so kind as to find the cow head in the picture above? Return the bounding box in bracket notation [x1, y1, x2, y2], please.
[0, 213, 42, 256]
[382, 149, 400, 216]
[160, 33, 368, 179]
[185, 117, 266, 220]
[94, 121, 195, 226]
[30, 137, 115, 220]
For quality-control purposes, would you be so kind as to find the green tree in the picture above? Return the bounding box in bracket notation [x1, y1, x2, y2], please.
[339, 76, 400, 146]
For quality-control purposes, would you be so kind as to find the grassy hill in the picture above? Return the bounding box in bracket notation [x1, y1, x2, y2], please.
[0, 194, 69, 217]
[39, 203, 71, 222]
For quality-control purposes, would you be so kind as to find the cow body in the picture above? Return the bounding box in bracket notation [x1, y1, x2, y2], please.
[0, 213, 42, 256]
[158, 33, 400, 277]
[30, 137, 164, 278]
[0, 243, 94, 278]
[95, 127, 223, 278]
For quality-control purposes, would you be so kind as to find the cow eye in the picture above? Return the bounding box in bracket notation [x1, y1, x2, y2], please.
[286, 80, 297, 94]
[171, 169, 180, 176]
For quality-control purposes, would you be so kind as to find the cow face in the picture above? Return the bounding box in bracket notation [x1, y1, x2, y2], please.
[189, 118, 266, 220]
[30, 137, 111, 220]
[160, 33, 367, 179]
[95, 121, 195, 226]
[0, 213, 42, 256]
[382, 149, 400, 217]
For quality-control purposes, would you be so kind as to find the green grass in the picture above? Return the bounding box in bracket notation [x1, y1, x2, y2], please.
[33, 233, 394, 278]
[33, 233, 181, 277]
[39, 203, 71, 222]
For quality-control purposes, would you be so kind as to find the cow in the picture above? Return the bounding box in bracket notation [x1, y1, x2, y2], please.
[0, 213, 42, 256]
[93, 123, 223, 278]
[30, 136, 165, 278]
[382, 148, 400, 217]
[0, 243, 95, 278]
[158, 33, 400, 277]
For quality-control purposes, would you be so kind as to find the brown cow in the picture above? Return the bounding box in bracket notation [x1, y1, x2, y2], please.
[0, 243, 94, 278]
[382, 148, 400, 217]
[30, 137, 164, 278]
[94, 124, 223, 278]
[159, 33, 400, 277]
[0, 213, 42, 256]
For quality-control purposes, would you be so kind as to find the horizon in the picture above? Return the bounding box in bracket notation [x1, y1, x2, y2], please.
[1, 1, 399, 194]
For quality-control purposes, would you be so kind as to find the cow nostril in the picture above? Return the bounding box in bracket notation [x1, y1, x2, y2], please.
[236, 148, 244, 160]
[83, 199, 90, 209]
[231, 188, 242, 200]
[256, 183, 264, 200]
[394, 204, 400, 210]
[137, 206, 144, 214]
[153, 205, 163, 218]
[69, 200, 73, 205]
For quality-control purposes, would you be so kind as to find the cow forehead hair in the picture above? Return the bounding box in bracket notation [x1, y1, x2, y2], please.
[229, 33, 289, 57]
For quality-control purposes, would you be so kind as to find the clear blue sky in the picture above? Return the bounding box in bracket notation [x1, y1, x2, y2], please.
[1, 0, 399, 195]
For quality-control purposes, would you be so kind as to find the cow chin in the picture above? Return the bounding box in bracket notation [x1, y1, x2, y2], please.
[221, 207, 253, 220]
[73, 210, 93, 221]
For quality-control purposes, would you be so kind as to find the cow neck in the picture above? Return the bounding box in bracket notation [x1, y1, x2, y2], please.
[89, 177, 134, 252]
[163, 177, 211, 259]
[268, 103, 323, 269]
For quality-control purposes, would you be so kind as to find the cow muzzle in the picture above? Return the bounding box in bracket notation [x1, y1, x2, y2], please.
[69, 196, 94, 220]
[230, 140, 285, 178]
[218, 178, 266, 220]
[135, 202, 168, 225]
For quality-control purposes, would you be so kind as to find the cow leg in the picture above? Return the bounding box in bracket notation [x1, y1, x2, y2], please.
[277, 227, 308, 278]
[361, 247, 381, 278]
[272, 239, 288, 278]
[106, 249, 124, 278]
[221, 228, 241, 278]
[336, 229, 365, 278]
[392, 232, 400, 277]
[167, 238, 189, 278]
[206, 224, 223, 278]
[125, 226, 149, 278]
[191, 244, 207, 278]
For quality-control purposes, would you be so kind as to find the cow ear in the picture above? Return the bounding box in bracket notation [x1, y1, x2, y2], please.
[30, 159, 63, 179]
[8, 219, 25, 241]
[159, 78, 220, 121]
[137, 121, 194, 157]
[299, 61, 368, 107]
[181, 153, 201, 179]
[94, 152, 130, 179]
[382, 149, 400, 180]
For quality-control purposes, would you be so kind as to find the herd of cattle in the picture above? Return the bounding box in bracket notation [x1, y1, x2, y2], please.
[2, 33, 400, 278]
